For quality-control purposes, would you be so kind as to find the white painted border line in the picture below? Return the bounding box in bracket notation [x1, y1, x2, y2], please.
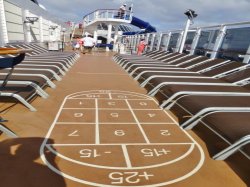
[56, 122, 96, 125]
[68, 98, 153, 101]
[67, 98, 154, 101]
[62, 108, 163, 111]
[45, 144, 195, 170]
[125, 99, 150, 144]
[122, 144, 132, 168]
[40, 90, 205, 187]
[67, 90, 153, 100]
[77, 72, 128, 76]
[95, 99, 100, 144]
[108, 93, 112, 99]
[50, 143, 195, 146]
[56, 122, 177, 125]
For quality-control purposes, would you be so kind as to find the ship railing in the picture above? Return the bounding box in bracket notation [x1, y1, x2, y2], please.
[83, 9, 132, 27]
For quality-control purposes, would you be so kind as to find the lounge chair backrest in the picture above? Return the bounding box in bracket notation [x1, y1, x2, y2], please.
[202, 61, 244, 77]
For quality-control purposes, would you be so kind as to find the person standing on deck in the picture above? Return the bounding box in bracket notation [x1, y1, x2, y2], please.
[118, 4, 127, 18]
[137, 39, 147, 55]
[82, 35, 96, 54]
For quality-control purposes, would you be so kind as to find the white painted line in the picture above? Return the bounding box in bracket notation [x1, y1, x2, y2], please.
[122, 144, 132, 168]
[99, 108, 162, 111]
[67, 98, 96, 100]
[99, 122, 176, 125]
[109, 93, 112, 99]
[68, 98, 152, 101]
[77, 72, 128, 76]
[125, 99, 150, 144]
[68, 90, 152, 100]
[95, 99, 100, 144]
[141, 122, 176, 125]
[62, 108, 162, 111]
[56, 122, 176, 125]
[45, 143, 195, 170]
[62, 108, 96, 110]
[50, 143, 194, 146]
[56, 122, 95, 125]
[40, 90, 205, 187]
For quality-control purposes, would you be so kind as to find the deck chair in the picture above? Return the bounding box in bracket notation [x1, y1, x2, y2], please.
[117, 52, 177, 66]
[0, 48, 46, 109]
[126, 55, 204, 74]
[114, 55, 160, 66]
[114, 51, 173, 64]
[114, 50, 165, 61]
[136, 59, 228, 94]
[0, 68, 59, 85]
[7, 44, 79, 66]
[143, 60, 246, 96]
[199, 111, 250, 160]
[154, 71, 250, 161]
[152, 64, 250, 107]
[24, 43, 79, 60]
[1, 54, 67, 80]
[180, 105, 250, 161]
[129, 56, 211, 79]
[0, 48, 41, 137]
[124, 54, 198, 71]
[122, 53, 187, 71]
[123, 56, 243, 84]
[168, 94, 250, 129]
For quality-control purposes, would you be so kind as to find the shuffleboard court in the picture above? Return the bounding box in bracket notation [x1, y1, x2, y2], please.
[40, 90, 204, 186]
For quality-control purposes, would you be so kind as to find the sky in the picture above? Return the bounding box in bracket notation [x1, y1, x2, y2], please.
[37, 0, 250, 32]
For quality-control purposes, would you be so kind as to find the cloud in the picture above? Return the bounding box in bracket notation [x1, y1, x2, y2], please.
[37, 0, 250, 31]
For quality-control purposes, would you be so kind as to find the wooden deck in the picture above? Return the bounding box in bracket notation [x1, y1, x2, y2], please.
[0, 52, 249, 187]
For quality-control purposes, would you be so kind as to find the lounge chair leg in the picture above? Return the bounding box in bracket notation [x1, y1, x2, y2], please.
[29, 83, 49, 99]
[0, 123, 18, 137]
[12, 94, 37, 111]
[213, 135, 250, 160]
[148, 86, 161, 96]
[0, 117, 8, 123]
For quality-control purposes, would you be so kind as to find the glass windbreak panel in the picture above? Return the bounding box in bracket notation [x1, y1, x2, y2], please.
[134, 36, 139, 49]
[206, 30, 219, 51]
[99, 10, 107, 18]
[168, 33, 180, 52]
[145, 34, 153, 51]
[147, 34, 153, 45]
[160, 34, 169, 50]
[153, 35, 159, 50]
[195, 31, 212, 55]
[211, 30, 219, 43]
[217, 27, 250, 62]
[184, 32, 195, 53]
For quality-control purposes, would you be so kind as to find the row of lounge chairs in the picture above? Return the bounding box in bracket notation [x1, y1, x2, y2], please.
[113, 50, 250, 161]
[0, 43, 80, 137]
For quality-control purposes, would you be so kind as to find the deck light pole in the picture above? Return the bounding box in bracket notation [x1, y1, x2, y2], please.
[62, 28, 66, 52]
[179, 9, 197, 53]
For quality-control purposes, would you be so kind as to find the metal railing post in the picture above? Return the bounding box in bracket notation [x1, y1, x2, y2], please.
[210, 25, 226, 59]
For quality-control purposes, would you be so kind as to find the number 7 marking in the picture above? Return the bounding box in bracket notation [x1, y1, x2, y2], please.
[68, 130, 79, 137]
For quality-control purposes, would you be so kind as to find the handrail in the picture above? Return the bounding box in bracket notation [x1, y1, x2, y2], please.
[191, 20, 250, 30]
[83, 9, 131, 19]
[83, 9, 132, 27]
[154, 21, 250, 35]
